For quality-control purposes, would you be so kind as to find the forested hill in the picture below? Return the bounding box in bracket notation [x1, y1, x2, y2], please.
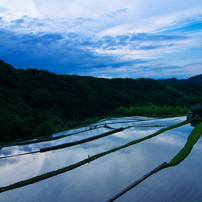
[1, 59, 202, 142]
[157, 74, 202, 84]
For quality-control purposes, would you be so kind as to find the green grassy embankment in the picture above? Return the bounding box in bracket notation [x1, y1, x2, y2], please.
[160, 121, 202, 168]
[0, 119, 193, 193]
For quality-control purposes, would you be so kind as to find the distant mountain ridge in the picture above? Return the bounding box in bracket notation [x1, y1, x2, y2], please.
[157, 74, 202, 84]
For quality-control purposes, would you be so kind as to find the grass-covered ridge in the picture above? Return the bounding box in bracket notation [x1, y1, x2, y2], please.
[163, 121, 202, 167]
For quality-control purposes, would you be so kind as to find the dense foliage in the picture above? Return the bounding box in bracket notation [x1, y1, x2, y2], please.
[0, 60, 202, 142]
[113, 105, 188, 117]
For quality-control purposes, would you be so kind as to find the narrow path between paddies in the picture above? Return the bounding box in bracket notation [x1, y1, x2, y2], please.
[0, 127, 123, 159]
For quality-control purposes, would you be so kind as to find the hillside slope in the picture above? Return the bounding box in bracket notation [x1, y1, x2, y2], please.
[157, 74, 202, 84]
[1, 60, 202, 142]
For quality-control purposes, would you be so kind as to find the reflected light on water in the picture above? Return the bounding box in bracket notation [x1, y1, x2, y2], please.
[0, 116, 201, 202]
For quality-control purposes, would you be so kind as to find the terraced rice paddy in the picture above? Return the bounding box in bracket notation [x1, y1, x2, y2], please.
[0, 116, 201, 202]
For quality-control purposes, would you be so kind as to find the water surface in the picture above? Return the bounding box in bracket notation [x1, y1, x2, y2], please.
[0, 116, 200, 202]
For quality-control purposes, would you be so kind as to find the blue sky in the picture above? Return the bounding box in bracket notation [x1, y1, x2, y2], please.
[0, 0, 202, 79]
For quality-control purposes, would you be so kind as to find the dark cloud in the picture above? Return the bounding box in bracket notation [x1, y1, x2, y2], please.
[102, 59, 148, 68]
[81, 35, 128, 49]
[0, 23, 188, 77]
[35, 22, 46, 27]
[130, 33, 187, 42]
[80, 33, 185, 51]
[145, 63, 182, 71]
[67, 32, 80, 38]
[136, 45, 162, 50]
[11, 18, 25, 24]
[26, 17, 48, 27]
[136, 44, 174, 50]
[19, 32, 64, 46]
[117, 35, 130, 42]
[0, 16, 48, 31]
[80, 56, 148, 69]
[38, 33, 64, 41]
[0, 28, 148, 74]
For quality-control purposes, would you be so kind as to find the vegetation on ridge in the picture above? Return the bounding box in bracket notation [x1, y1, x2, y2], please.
[1, 59, 202, 142]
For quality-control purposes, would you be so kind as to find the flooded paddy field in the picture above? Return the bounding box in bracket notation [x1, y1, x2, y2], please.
[0, 116, 201, 202]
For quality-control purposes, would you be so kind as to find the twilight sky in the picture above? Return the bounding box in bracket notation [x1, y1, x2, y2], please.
[0, 0, 202, 79]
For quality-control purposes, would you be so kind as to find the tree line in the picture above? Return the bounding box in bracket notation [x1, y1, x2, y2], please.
[113, 105, 188, 116]
[0, 59, 202, 143]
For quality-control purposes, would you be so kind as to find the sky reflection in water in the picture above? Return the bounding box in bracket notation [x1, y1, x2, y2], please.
[0, 116, 200, 202]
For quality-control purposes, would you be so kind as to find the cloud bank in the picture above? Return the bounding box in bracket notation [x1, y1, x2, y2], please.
[0, 0, 202, 79]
